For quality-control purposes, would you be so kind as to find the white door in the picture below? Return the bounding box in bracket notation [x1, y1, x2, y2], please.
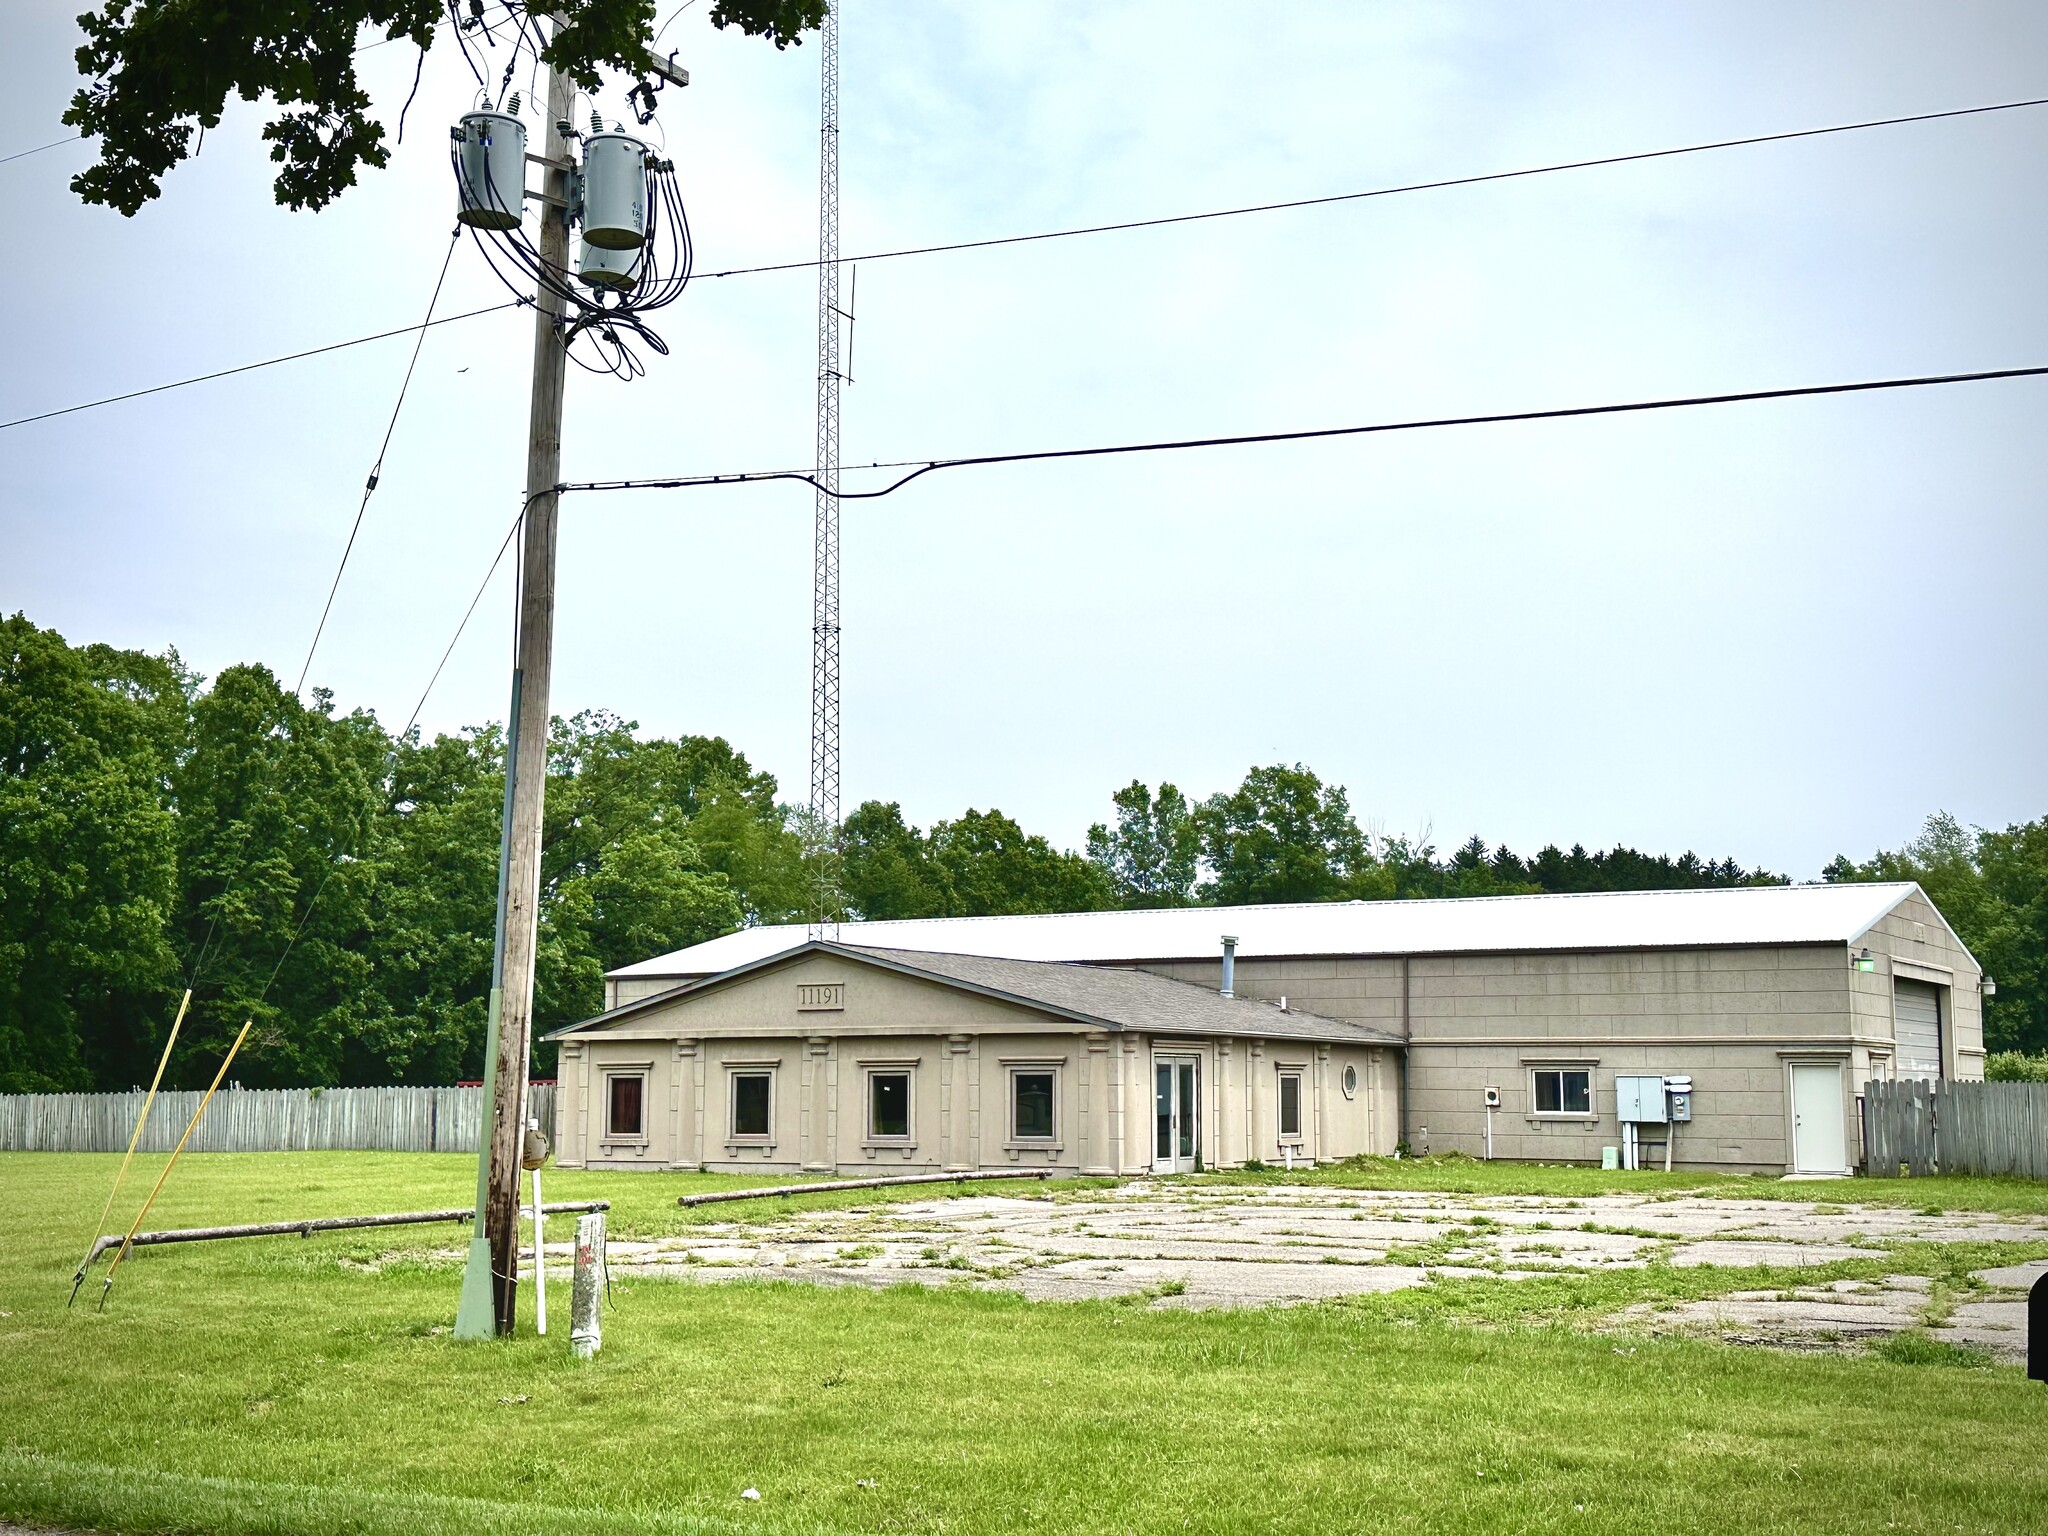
[1152, 1056, 1200, 1173]
[1790, 1063, 1847, 1174]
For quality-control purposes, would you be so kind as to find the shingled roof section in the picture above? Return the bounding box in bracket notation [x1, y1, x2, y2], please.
[844, 946, 1400, 1045]
[549, 940, 1399, 1045]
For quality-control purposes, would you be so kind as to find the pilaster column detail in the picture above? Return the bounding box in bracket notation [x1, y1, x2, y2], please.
[945, 1034, 974, 1170]
[1248, 1040, 1269, 1160]
[804, 1035, 834, 1172]
[1083, 1033, 1114, 1175]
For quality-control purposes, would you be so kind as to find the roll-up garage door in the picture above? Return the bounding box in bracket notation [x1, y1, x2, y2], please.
[1893, 979, 1944, 1080]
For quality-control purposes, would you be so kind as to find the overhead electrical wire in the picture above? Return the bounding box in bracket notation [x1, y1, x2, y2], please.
[696, 92, 2048, 280]
[0, 298, 523, 432]
[294, 227, 466, 697]
[553, 362, 2048, 504]
[9, 92, 2045, 430]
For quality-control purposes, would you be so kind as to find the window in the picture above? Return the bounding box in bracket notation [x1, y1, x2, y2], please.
[730, 1072, 772, 1138]
[1011, 1070, 1056, 1141]
[1532, 1067, 1592, 1116]
[1278, 1071, 1303, 1139]
[606, 1073, 645, 1139]
[869, 1072, 910, 1140]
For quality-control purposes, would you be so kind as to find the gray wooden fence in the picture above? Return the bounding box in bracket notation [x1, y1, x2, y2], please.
[0, 1083, 556, 1154]
[1862, 1078, 2048, 1180]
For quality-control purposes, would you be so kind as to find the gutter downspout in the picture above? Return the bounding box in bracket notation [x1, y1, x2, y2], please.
[1399, 955, 1411, 1155]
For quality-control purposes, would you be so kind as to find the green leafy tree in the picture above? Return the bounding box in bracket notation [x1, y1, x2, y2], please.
[172, 664, 390, 1087]
[1195, 764, 1371, 906]
[66, 0, 828, 215]
[1826, 812, 2048, 1055]
[0, 616, 185, 1091]
[841, 801, 952, 920]
[1086, 780, 1201, 908]
[928, 809, 1115, 918]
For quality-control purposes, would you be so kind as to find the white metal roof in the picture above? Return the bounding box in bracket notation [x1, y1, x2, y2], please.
[608, 882, 1928, 980]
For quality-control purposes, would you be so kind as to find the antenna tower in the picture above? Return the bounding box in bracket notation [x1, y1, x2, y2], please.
[808, 1, 844, 939]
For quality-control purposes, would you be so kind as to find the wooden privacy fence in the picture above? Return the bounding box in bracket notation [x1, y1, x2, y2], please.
[1863, 1078, 2048, 1180]
[0, 1083, 556, 1155]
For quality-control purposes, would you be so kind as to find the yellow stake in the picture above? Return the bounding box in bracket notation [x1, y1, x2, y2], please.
[99, 1018, 254, 1308]
[74, 989, 191, 1292]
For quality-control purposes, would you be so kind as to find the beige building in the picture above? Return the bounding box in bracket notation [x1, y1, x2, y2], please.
[548, 944, 1398, 1175]
[559, 882, 1984, 1177]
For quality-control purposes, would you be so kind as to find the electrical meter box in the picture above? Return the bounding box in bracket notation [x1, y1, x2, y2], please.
[1483, 1086, 1501, 1108]
[1615, 1074, 1668, 1124]
[1663, 1075, 1693, 1122]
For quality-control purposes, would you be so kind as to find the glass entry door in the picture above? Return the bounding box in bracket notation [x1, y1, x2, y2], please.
[1153, 1055, 1201, 1173]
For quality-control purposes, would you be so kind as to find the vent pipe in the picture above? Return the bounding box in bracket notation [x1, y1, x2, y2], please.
[1220, 935, 1238, 998]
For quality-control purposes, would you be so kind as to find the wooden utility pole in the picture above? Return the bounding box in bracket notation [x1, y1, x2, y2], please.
[483, 48, 576, 1336]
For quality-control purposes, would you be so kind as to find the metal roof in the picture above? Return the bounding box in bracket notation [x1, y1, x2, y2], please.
[559, 942, 1399, 1045]
[608, 882, 1929, 980]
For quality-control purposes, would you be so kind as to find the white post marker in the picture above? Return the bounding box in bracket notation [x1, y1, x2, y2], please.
[532, 1166, 546, 1335]
[570, 1210, 605, 1358]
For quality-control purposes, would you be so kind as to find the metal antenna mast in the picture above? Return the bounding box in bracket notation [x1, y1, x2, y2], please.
[808, 0, 844, 939]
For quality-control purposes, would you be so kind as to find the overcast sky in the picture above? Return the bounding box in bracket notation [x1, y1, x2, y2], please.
[4, 1, 2045, 881]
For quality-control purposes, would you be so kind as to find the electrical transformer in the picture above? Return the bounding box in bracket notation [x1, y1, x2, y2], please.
[580, 131, 650, 249]
[577, 239, 643, 291]
[453, 111, 527, 230]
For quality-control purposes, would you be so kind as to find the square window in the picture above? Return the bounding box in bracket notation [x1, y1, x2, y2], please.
[606, 1074, 644, 1138]
[870, 1072, 910, 1139]
[731, 1072, 772, 1138]
[1278, 1072, 1303, 1139]
[1011, 1071, 1055, 1141]
[1533, 1068, 1592, 1116]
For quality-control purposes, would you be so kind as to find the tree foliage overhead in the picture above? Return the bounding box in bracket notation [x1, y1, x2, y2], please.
[65, 0, 828, 215]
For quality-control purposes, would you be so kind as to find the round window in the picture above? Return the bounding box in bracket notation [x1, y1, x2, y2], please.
[1341, 1063, 1358, 1099]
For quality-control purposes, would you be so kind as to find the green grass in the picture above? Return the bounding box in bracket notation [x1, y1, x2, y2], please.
[4, 1152, 2047, 1536]
[1202, 1151, 2048, 1215]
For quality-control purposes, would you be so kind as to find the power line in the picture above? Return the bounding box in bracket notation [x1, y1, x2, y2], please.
[8, 94, 2044, 434]
[0, 134, 81, 167]
[554, 362, 2048, 503]
[696, 93, 2048, 280]
[0, 298, 523, 433]
[295, 228, 465, 696]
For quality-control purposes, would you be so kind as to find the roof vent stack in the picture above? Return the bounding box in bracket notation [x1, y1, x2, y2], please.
[1220, 935, 1238, 999]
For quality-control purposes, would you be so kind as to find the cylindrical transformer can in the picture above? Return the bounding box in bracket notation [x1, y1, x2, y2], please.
[580, 131, 649, 249]
[577, 237, 643, 291]
[456, 111, 527, 230]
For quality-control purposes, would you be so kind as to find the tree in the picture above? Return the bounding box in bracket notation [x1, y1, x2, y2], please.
[841, 801, 952, 920]
[171, 664, 390, 1087]
[1826, 812, 2048, 1055]
[0, 616, 185, 1092]
[928, 809, 1115, 918]
[1086, 780, 1201, 908]
[66, 0, 828, 216]
[1195, 764, 1371, 907]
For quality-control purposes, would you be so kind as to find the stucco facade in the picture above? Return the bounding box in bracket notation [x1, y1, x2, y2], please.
[589, 884, 1984, 1178]
[554, 947, 1398, 1175]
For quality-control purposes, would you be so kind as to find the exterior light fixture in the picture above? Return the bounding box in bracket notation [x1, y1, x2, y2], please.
[1982, 976, 1998, 997]
[1852, 948, 1876, 973]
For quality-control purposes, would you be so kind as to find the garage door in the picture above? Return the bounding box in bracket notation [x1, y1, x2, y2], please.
[1893, 979, 1944, 1080]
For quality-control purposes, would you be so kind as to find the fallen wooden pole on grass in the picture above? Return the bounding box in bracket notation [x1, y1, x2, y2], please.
[77, 1201, 610, 1272]
[680, 1169, 1052, 1207]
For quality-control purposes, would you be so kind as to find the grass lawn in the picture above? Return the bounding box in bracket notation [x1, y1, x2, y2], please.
[3, 1152, 2046, 1536]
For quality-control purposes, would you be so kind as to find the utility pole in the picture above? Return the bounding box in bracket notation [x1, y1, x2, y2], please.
[456, 40, 576, 1339]
[808, 0, 844, 941]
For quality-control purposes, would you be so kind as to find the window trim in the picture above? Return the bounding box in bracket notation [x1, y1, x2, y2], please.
[864, 1066, 915, 1144]
[1006, 1065, 1060, 1145]
[726, 1067, 777, 1143]
[1528, 1064, 1595, 1120]
[1276, 1068, 1305, 1142]
[599, 1064, 653, 1144]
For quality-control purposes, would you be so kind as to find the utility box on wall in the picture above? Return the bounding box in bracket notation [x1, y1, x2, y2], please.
[1615, 1075, 1668, 1124]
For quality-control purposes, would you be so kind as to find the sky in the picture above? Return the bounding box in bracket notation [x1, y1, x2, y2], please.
[3, 0, 2045, 882]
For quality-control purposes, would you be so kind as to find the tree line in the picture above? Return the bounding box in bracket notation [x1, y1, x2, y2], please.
[4, 613, 2042, 1092]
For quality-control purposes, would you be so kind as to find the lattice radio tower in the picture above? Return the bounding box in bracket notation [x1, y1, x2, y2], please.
[808, 0, 845, 939]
